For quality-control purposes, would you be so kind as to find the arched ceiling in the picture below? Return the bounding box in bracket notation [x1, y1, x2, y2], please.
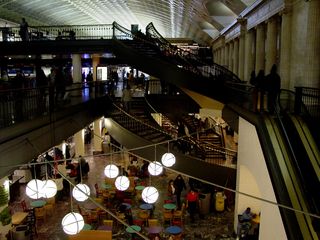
[0, 0, 256, 45]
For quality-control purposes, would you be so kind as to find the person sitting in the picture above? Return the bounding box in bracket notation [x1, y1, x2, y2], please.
[237, 207, 256, 237]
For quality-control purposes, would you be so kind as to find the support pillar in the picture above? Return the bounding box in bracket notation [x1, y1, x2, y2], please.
[93, 118, 102, 152]
[72, 54, 82, 96]
[279, 8, 292, 89]
[244, 29, 255, 81]
[233, 39, 239, 75]
[255, 24, 265, 73]
[265, 17, 278, 73]
[74, 129, 85, 157]
[92, 54, 100, 82]
[238, 19, 247, 80]
[225, 43, 229, 69]
[228, 41, 234, 71]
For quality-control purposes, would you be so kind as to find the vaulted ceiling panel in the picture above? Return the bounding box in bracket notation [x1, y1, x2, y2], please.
[0, 0, 251, 44]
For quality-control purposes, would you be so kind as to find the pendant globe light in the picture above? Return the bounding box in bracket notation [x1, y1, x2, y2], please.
[161, 142, 176, 167]
[72, 161, 90, 201]
[104, 152, 119, 178]
[148, 145, 163, 176]
[26, 179, 45, 199]
[62, 212, 84, 235]
[42, 179, 57, 198]
[72, 184, 90, 202]
[141, 186, 159, 204]
[148, 161, 163, 176]
[115, 176, 130, 191]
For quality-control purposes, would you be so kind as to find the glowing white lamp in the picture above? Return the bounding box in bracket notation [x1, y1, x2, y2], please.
[72, 184, 90, 202]
[61, 212, 84, 235]
[26, 179, 45, 199]
[148, 161, 163, 176]
[142, 186, 159, 204]
[104, 164, 119, 178]
[115, 176, 130, 191]
[42, 179, 57, 198]
[161, 153, 176, 167]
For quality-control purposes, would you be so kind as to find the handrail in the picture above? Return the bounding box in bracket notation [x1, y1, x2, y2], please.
[145, 22, 242, 83]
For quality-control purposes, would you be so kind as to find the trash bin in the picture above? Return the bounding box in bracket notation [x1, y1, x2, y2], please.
[12, 225, 30, 240]
[199, 192, 211, 215]
[215, 192, 225, 212]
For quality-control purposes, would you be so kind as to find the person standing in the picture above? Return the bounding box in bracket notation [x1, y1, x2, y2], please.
[121, 86, 132, 112]
[265, 64, 281, 114]
[174, 174, 186, 209]
[19, 18, 29, 41]
[186, 188, 200, 223]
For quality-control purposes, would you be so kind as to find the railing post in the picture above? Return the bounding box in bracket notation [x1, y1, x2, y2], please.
[294, 87, 302, 115]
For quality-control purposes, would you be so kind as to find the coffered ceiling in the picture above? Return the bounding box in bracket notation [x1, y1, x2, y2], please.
[0, 0, 256, 45]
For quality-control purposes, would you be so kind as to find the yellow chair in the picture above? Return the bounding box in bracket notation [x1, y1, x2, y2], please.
[163, 210, 172, 225]
[148, 218, 159, 227]
[138, 210, 149, 226]
[103, 219, 113, 228]
[173, 203, 185, 221]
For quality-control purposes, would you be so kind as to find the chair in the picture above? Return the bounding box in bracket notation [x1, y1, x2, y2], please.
[173, 203, 185, 221]
[163, 210, 173, 225]
[103, 219, 113, 231]
[138, 210, 149, 226]
[34, 207, 46, 226]
[94, 183, 103, 197]
[148, 218, 159, 227]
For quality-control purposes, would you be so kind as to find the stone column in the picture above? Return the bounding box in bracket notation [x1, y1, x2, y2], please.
[225, 43, 229, 69]
[221, 47, 225, 67]
[304, 0, 320, 88]
[92, 54, 100, 82]
[233, 38, 239, 75]
[74, 129, 85, 157]
[93, 118, 102, 152]
[238, 19, 247, 80]
[72, 54, 82, 96]
[279, 8, 292, 89]
[228, 41, 234, 71]
[265, 17, 278, 73]
[244, 29, 255, 81]
[255, 24, 265, 73]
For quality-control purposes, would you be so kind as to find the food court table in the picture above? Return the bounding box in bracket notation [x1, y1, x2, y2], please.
[139, 203, 153, 210]
[30, 200, 46, 208]
[165, 225, 182, 235]
[163, 203, 176, 210]
[102, 183, 112, 189]
[135, 185, 145, 191]
[11, 212, 28, 225]
[146, 226, 163, 234]
[126, 225, 141, 233]
[82, 223, 92, 230]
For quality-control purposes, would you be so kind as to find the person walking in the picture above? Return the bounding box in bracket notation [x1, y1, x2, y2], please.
[186, 188, 200, 223]
[265, 64, 281, 114]
[174, 174, 186, 210]
[121, 85, 132, 112]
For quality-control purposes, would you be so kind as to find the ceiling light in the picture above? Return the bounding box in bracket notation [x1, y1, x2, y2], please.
[148, 161, 163, 176]
[115, 176, 130, 191]
[142, 186, 159, 204]
[161, 153, 176, 167]
[42, 179, 57, 198]
[104, 164, 119, 178]
[26, 179, 45, 199]
[72, 184, 90, 202]
[61, 212, 84, 235]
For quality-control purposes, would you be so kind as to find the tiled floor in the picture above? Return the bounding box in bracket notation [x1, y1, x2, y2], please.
[10, 143, 236, 240]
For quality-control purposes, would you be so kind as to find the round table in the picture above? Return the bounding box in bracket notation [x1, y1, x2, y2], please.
[163, 203, 176, 210]
[121, 203, 132, 210]
[82, 223, 92, 230]
[30, 200, 46, 208]
[147, 226, 162, 234]
[140, 203, 153, 210]
[102, 183, 112, 189]
[126, 225, 141, 233]
[165, 225, 182, 235]
[135, 185, 145, 191]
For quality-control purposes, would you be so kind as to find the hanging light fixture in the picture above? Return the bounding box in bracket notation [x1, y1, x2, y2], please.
[141, 186, 159, 204]
[115, 176, 130, 191]
[62, 212, 84, 234]
[104, 152, 119, 178]
[42, 179, 57, 198]
[26, 179, 45, 199]
[161, 142, 176, 167]
[104, 164, 119, 178]
[148, 161, 163, 176]
[72, 183, 90, 202]
[72, 162, 90, 201]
